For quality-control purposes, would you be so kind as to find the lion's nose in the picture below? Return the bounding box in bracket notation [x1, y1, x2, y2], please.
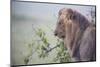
[54, 33, 57, 36]
[54, 32, 58, 36]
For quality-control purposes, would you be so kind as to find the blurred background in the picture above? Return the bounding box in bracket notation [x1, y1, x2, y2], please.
[11, 0, 95, 65]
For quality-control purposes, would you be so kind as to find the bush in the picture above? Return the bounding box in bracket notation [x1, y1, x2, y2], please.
[24, 28, 71, 64]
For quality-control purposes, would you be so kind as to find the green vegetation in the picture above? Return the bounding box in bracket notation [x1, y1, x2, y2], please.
[24, 28, 71, 64]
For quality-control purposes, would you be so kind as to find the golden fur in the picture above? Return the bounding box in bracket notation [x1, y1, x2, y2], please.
[54, 8, 96, 61]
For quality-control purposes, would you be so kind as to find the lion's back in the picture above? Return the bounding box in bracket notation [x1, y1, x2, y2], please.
[79, 25, 96, 61]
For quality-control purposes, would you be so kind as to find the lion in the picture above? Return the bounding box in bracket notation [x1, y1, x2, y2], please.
[54, 8, 96, 62]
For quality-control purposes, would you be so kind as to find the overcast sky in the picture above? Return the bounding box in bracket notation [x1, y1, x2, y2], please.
[11, 1, 95, 21]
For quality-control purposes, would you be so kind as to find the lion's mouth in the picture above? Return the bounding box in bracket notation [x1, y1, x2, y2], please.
[57, 35, 65, 39]
[61, 35, 65, 39]
[54, 32, 65, 39]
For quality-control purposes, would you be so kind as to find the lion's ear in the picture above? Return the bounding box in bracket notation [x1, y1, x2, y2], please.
[66, 9, 76, 20]
[70, 14, 76, 20]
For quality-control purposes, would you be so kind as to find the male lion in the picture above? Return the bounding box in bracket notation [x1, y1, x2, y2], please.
[54, 8, 96, 62]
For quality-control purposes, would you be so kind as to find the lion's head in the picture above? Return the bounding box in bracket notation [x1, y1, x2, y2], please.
[54, 8, 89, 40]
[54, 8, 79, 39]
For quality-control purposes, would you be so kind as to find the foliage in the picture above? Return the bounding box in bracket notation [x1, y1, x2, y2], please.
[24, 28, 71, 64]
[53, 39, 71, 62]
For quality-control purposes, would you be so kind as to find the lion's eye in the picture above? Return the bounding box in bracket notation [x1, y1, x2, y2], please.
[59, 22, 61, 25]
